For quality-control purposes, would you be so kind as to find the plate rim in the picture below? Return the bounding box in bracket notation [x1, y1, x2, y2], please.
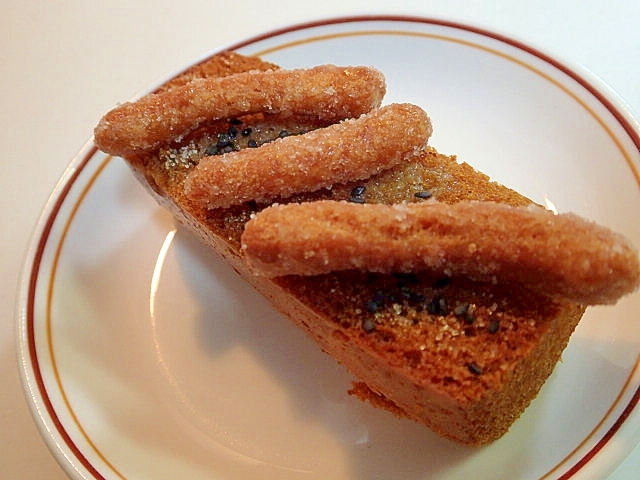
[16, 14, 640, 480]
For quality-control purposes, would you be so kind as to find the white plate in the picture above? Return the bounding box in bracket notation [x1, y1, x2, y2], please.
[17, 15, 640, 480]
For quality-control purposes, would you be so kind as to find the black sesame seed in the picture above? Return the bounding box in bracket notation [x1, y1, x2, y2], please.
[241, 127, 252, 136]
[488, 319, 500, 334]
[205, 144, 219, 156]
[453, 303, 469, 317]
[365, 300, 380, 313]
[363, 317, 376, 332]
[438, 297, 448, 313]
[229, 118, 243, 125]
[278, 130, 290, 138]
[387, 291, 403, 304]
[349, 185, 367, 203]
[399, 286, 413, 300]
[366, 291, 387, 313]
[352, 185, 366, 196]
[248, 139, 258, 148]
[400, 290, 422, 302]
[414, 190, 433, 200]
[410, 292, 426, 303]
[467, 362, 483, 375]
[426, 298, 438, 315]
[227, 126, 238, 137]
[426, 295, 447, 315]
[372, 291, 386, 304]
[216, 133, 232, 149]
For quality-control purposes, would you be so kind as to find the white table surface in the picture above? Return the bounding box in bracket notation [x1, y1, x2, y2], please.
[2, 1, 638, 478]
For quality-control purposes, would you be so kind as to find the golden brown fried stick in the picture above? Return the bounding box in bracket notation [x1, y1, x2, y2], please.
[94, 64, 386, 156]
[183, 103, 432, 209]
[241, 200, 640, 305]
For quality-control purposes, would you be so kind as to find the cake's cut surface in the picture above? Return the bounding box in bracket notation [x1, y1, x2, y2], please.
[100, 52, 592, 445]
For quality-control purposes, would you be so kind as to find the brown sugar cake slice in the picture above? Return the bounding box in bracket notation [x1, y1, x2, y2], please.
[97, 52, 591, 446]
